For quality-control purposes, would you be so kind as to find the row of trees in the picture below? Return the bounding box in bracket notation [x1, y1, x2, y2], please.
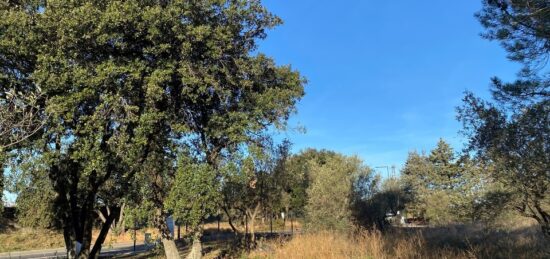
[0, 1, 305, 258]
[129, 146, 381, 249]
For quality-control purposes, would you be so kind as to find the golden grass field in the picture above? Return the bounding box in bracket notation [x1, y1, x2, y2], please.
[247, 220, 549, 259]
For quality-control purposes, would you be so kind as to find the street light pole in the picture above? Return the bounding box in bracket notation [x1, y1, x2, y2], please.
[376, 166, 390, 178]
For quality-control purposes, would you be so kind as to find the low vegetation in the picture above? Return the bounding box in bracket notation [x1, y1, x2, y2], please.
[248, 221, 549, 259]
[0, 228, 64, 253]
[0, 225, 160, 253]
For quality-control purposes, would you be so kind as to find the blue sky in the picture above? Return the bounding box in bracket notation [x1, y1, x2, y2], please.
[261, 1, 520, 177]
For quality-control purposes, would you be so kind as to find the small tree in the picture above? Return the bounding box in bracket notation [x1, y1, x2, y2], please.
[402, 139, 490, 224]
[166, 158, 220, 259]
[219, 141, 289, 246]
[305, 153, 375, 232]
[283, 149, 339, 217]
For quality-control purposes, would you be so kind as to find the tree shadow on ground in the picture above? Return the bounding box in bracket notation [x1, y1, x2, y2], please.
[0, 207, 18, 233]
[111, 227, 294, 258]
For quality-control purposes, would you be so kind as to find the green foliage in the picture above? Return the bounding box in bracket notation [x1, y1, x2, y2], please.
[304, 152, 375, 232]
[476, 0, 548, 110]
[402, 139, 494, 224]
[124, 200, 156, 230]
[0, 0, 304, 255]
[166, 158, 220, 232]
[283, 149, 339, 216]
[218, 140, 290, 239]
[477, 0, 549, 84]
[458, 0, 549, 236]
[0, 151, 4, 214]
[459, 93, 549, 233]
[16, 178, 60, 229]
[353, 176, 413, 229]
[2, 150, 60, 228]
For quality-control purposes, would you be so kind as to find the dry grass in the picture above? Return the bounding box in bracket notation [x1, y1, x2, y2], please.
[0, 228, 65, 252]
[248, 222, 550, 259]
[248, 230, 466, 259]
[0, 227, 160, 253]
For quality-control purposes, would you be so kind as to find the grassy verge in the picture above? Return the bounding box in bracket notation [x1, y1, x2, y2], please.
[0, 228, 64, 252]
[0, 227, 160, 253]
[247, 222, 549, 259]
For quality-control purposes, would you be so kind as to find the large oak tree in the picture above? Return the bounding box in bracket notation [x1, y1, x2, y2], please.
[0, 1, 304, 258]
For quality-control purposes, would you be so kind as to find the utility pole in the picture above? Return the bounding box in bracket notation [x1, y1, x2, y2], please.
[133, 222, 137, 253]
[290, 211, 293, 234]
[376, 165, 397, 178]
[376, 166, 390, 178]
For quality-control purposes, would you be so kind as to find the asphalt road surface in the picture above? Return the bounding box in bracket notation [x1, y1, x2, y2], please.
[0, 231, 298, 259]
[0, 242, 151, 259]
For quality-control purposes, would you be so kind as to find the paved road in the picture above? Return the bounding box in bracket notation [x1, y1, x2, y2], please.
[0, 231, 298, 259]
[0, 242, 151, 259]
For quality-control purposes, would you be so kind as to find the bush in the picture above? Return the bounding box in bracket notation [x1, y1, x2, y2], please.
[304, 154, 375, 232]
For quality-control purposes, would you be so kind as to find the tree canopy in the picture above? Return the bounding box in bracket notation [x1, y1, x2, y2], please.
[0, 0, 304, 258]
[457, 0, 549, 236]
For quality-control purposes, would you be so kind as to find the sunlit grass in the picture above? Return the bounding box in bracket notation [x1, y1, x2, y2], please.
[0, 228, 64, 253]
[247, 221, 549, 259]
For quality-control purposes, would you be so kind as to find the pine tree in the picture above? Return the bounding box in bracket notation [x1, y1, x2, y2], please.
[458, 0, 549, 236]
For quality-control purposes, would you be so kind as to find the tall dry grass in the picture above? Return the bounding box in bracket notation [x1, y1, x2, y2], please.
[249, 230, 467, 259]
[0, 228, 64, 252]
[248, 224, 550, 259]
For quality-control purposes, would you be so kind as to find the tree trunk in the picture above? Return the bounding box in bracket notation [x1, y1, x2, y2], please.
[162, 238, 180, 259]
[75, 190, 101, 259]
[222, 206, 240, 234]
[90, 207, 119, 258]
[63, 227, 77, 259]
[249, 217, 256, 244]
[518, 199, 550, 239]
[284, 206, 289, 231]
[57, 180, 99, 259]
[185, 232, 202, 259]
[533, 204, 550, 239]
[542, 221, 550, 239]
[118, 202, 126, 236]
[245, 214, 248, 236]
[290, 213, 293, 234]
[155, 210, 180, 259]
[246, 202, 261, 245]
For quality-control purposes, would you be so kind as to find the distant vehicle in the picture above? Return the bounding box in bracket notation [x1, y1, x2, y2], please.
[385, 211, 406, 226]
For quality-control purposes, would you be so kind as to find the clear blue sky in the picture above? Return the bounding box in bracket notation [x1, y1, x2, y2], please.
[261, 1, 520, 177]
